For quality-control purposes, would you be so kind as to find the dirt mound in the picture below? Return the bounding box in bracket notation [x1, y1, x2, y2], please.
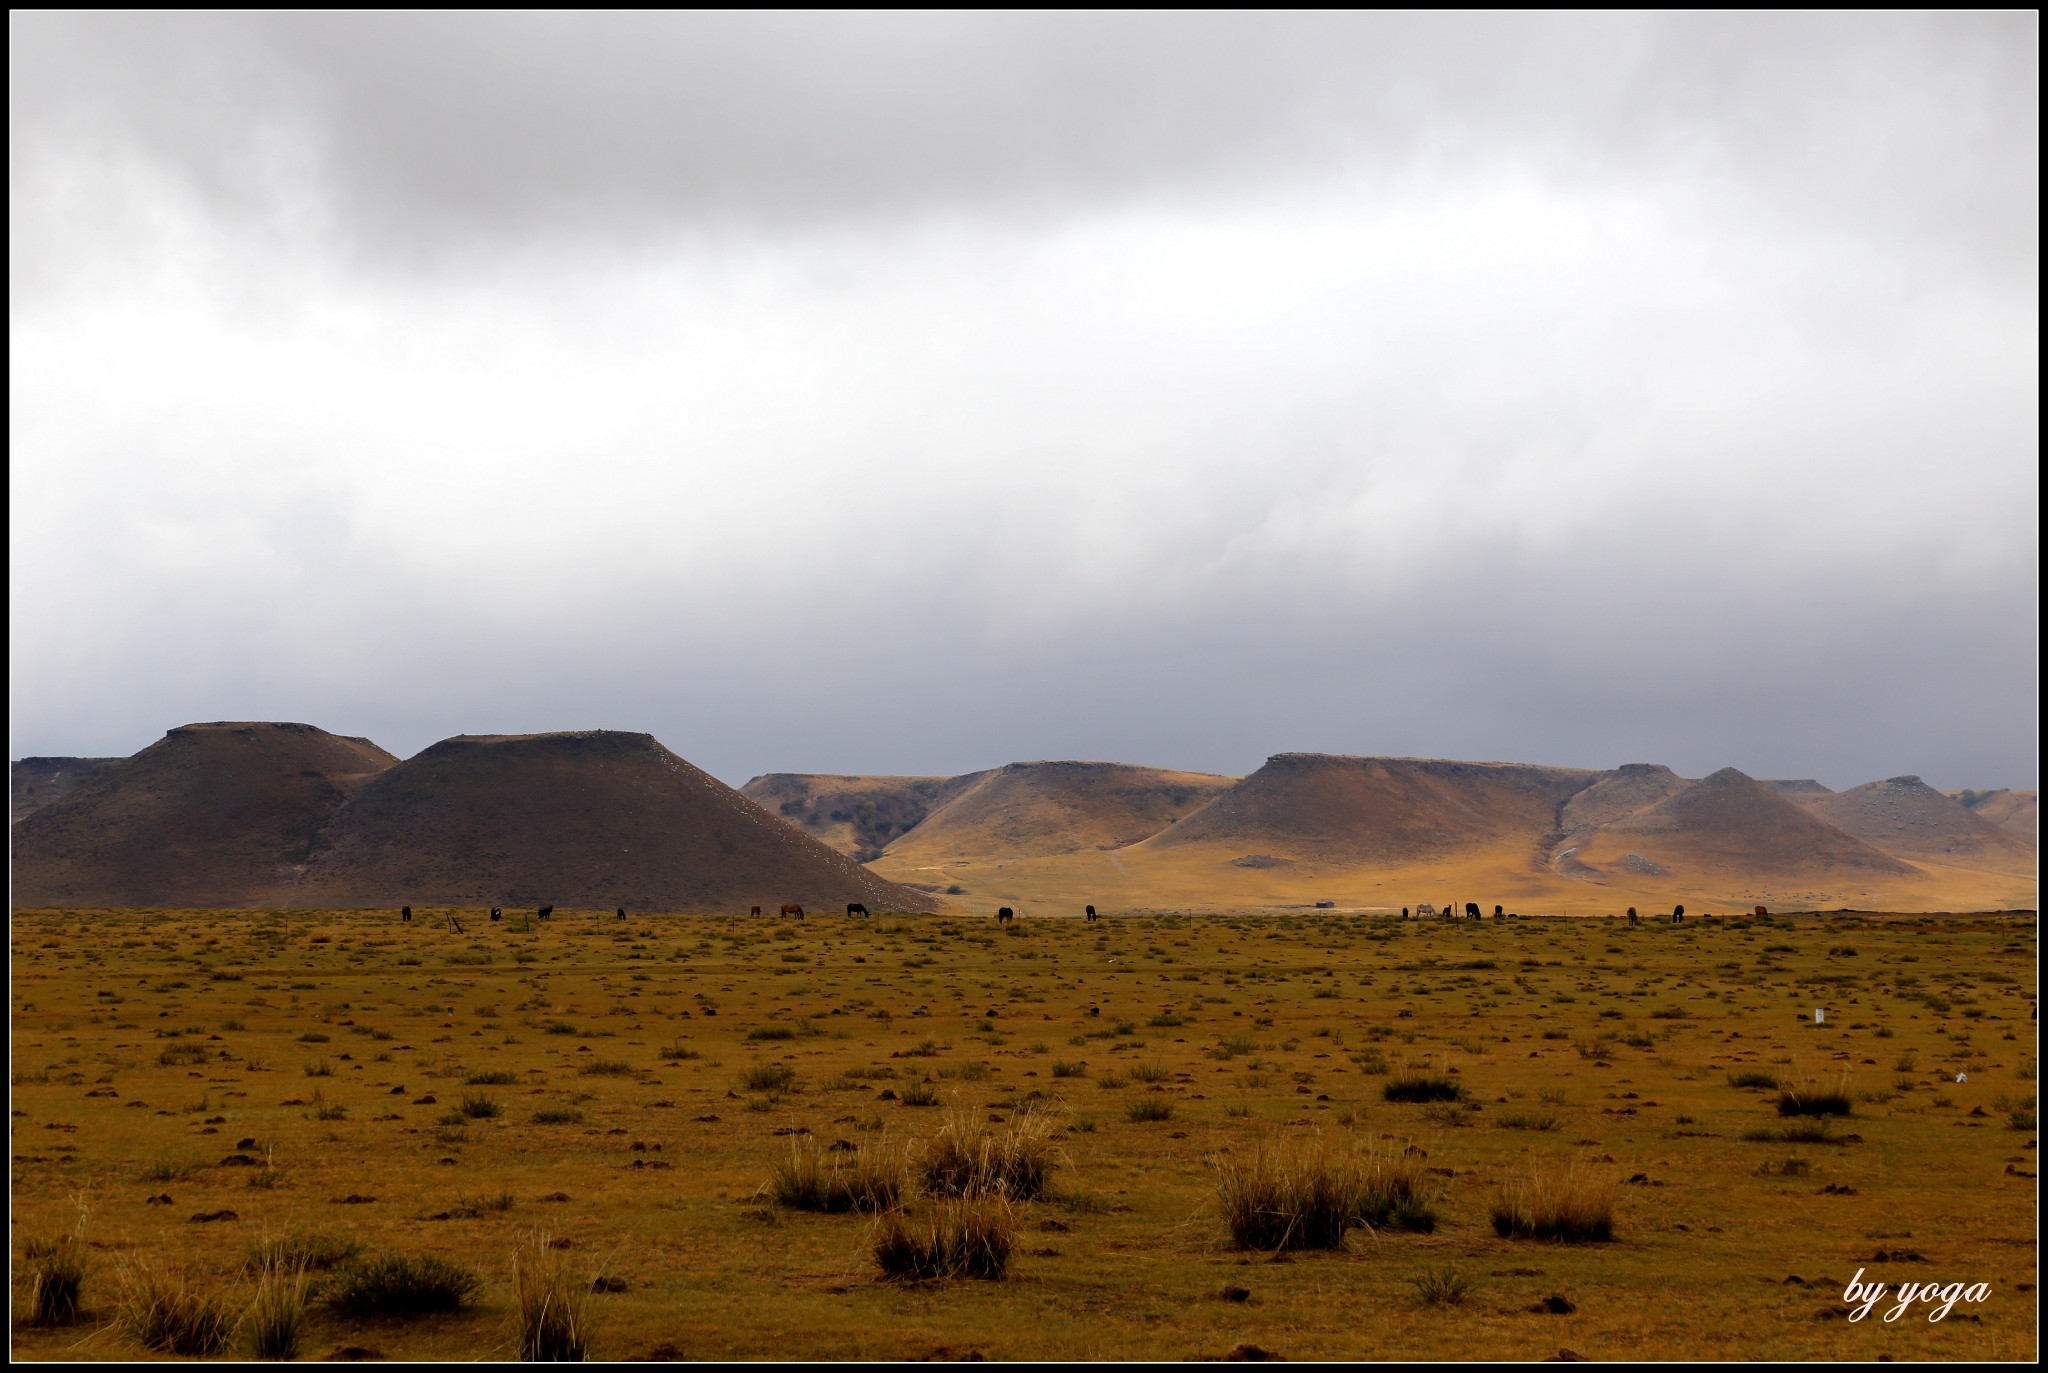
[1802, 777, 2030, 868]
[1143, 754, 1596, 864]
[299, 731, 933, 912]
[1947, 788, 2038, 847]
[740, 772, 983, 859]
[12, 756, 125, 824]
[1576, 767, 1920, 880]
[882, 761, 1235, 861]
[11, 722, 397, 907]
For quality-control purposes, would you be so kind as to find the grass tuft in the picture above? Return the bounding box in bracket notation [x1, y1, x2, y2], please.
[1777, 1076, 1854, 1117]
[323, 1252, 481, 1319]
[916, 1103, 1064, 1200]
[112, 1254, 236, 1355]
[870, 1195, 1017, 1281]
[764, 1136, 907, 1213]
[240, 1259, 311, 1360]
[1212, 1135, 1437, 1250]
[1488, 1164, 1617, 1243]
[20, 1220, 90, 1327]
[1382, 1074, 1464, 1104]
[512, 1231, 596, 1362]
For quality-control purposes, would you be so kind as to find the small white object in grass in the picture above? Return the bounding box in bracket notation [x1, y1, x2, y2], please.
[1956, 1071, 1967, 1084]
[1814, 1008, 1824, 1024]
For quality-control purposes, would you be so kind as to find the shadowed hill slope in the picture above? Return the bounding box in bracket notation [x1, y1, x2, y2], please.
[878, 761, 1236, 862]
[12, 756, 125, 824]
[739, 772, 986, 859]
[1573, 767, 1921, 880]
[11, 723, 397, 907]
[300, 731, 934, 913]
[1140, 754, 1595, 865]
[1945, 788, 2038, 849]
[1792, 776, 2033, 870]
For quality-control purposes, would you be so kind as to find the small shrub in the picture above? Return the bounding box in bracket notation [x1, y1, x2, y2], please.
[1489, 1164, 1617, 1243]
[738, 1064, 796, 1094]
[1742, 1120, 1847, 1145]
[1497, 1113, 1558, 1131]
[1725, 1071, 1779, 1090]
[324, 1253, 481, 1318]
[746, 1026, 797, 1042]
[1382, 1074, 1463, 1104]
[577, 1060, 634, 1078]
[303, 1060, 334, 1078]
[1125, 1100, 1174, 1123]
[512, 1231, 596, 1362]
[657, 1042, 701, 1062]
[139, 1158, 201, 1183]
[1050, 1061, 1086, 1079]
[461, 1093, 503, 1120]
[240, 1260, 310, 1360]
[465, 1070, 520, 1085]
[899, 1081, 941, 1107]
[532, 1108, 584, 1125]
[870, 1196, 1016, 1281]
[113, 1255, 236, 1355]
[765, 1137, 907, 1213]
[1128, 1062, 1171, 1084]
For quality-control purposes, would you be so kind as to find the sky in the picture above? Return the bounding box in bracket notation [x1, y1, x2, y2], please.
[10, 12, 2039, 791]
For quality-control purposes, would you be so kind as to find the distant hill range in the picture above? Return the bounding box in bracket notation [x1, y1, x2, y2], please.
[12, 723, 933, 913]
[14, 732, 2033, 913]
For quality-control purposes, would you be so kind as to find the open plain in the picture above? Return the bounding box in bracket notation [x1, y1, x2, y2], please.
[8, 903, 2037, 1360]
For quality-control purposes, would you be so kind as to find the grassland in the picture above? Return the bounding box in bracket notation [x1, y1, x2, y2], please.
[9, 906, 2037, 1360]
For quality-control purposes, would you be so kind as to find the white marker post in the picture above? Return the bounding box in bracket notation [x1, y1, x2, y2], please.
[1814, 1008, 1825, 1025]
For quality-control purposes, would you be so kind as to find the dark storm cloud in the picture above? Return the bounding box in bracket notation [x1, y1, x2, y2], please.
[12, 12, 2035, 268]
[9, 13, 2039, 792]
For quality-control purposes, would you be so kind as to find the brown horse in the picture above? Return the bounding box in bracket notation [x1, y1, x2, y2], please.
[750, 906, 761, 916]
[781, 904, 805, 919]
[997, 907, 1015, 924]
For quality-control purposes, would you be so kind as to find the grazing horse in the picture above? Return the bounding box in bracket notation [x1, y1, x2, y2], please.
[1085, 905, 1097, 921]
[616, 908, 626, 920]
[780, 903, 805, 919]
[401, 906, 412, 922]
[1672, 904, 1685, 923]
[538, 905, 553, 921]
[490, 906, 502, 921]
[1464, 902, 1481, 919]
[1494, 905, 1504, 919]
[1754, 905, 1768, 917]
[996, 907, 1015, 924]
[1415, 903, 1437, 918]
[1626, 907, 1639, 924]
[750, 906, 762, 916]
[847, 903, 870, 917]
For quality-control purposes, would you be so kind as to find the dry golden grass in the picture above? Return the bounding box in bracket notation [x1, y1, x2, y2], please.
[7, 904, 2037, 1360]
[510, 1230, 597, 1361]
[1212, 1134, 1436, 1250]
[1488, 1163, 1619, 1243]
[871, 1195, 1017, 1281]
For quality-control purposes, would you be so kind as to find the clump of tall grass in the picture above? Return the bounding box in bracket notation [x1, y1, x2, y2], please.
[1777, 1076, 1854, 1117]
[240, 1259, 310, 1360]
[461, 1092, 503, 1119]
[1382, 1074, 1463, 1104]
[1489, 1164, 1617, 1243]
[511, 1231, 596, 1362]
[764, 1136, 907, 1213]
[870, 1196, 1016, 1281]
[1725, 1070, 1779, 1090]
[1411, 1266, 1478, 1307]
[1125, 1099, 1174, 1123]
[322, 1253, 481, 1318]
[112, 1255, 236, 1355]
[1212, 1135, 1437, 1250]
[899, 1081, 941, 1107]
[737, 1064, 796, 1093]
[19, 1225, 90, 1327]
[917, 1103, 1063, 1200]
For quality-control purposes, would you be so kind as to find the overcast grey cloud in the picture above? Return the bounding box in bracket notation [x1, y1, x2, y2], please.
[9, 12, 2038, 789]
